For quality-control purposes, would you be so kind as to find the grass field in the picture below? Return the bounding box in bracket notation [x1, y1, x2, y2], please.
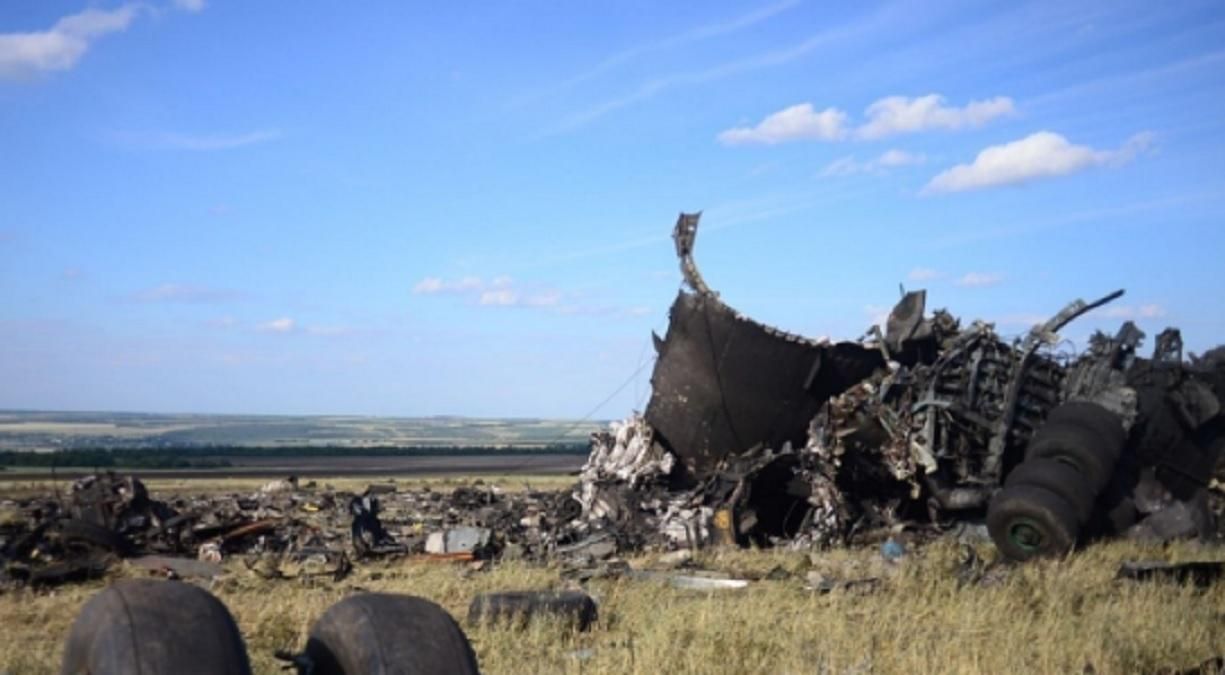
[0, 411, 601, 451]
[2, 534, 1223, 674]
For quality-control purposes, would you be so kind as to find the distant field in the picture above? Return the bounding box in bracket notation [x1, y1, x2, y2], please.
[0, 411, 604, 451]
[0, 453, 586, 481]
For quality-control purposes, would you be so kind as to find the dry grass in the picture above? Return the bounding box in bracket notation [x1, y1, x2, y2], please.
[2, 537, 1223, 674]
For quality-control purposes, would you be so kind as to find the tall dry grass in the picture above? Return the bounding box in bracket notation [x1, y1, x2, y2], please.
[1, 538, 1222, 674]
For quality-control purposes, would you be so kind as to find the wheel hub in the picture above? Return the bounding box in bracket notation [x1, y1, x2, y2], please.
[1009, 519, 1045, 552]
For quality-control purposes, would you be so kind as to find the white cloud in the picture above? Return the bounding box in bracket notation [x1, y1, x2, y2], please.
[718, 103, 848, 145]
[857, 95, 1014, 140]
[864, 304, 891, 330]
[479, 289, 519, 306]
[305, 324, 353, 336]
[520, 0, 798, 103]
[819, 155, 862, 176]
[524, 290, 562, 307]
[173, 0, 208, 12]
[995, 313, 1049, 328]
[719, 94, 1011, 147]
[412, 274, 639, 316]
[955, 272, 1004, 288]
[0, 5, 142, 79]
[907, 267, 941, 282]
[877, 149, 926, 167]
[120, 130, 283, 151]
[412, 277, 444, 294]
[923, 131, 1154, 194]
[1095, 304, 1167, 320]
[258, 317, 295, 334]
[134, 283, 241, 303]
[412, 276, 483, 295]
[820, 149, 926, 177]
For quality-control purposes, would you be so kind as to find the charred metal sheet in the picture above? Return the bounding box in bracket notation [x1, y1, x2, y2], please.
[646, 213, 882, 477]
[884, 290, 933, 360]
[645, 290, 882, 478]
[982, 289, 1126, 480]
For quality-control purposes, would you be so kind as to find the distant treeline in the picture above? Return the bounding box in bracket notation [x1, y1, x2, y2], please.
[0, 443, 590, 469]
[0, 450, 232, 469]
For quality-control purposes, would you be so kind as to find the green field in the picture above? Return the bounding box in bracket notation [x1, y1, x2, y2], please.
[0, 411, 603, 451]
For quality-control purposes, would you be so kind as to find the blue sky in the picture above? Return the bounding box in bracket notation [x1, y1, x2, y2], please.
[1, 1, 1223, 418]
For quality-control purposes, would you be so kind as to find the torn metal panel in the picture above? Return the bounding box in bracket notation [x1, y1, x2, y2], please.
[646, 290, 880, 476]
[646, 213, 883, 478]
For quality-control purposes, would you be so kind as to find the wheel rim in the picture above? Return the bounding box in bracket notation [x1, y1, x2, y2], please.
[1008, 518, 1045, 552]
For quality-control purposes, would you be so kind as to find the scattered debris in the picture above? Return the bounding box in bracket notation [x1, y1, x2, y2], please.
[4, 211, 1225, 589]
[804, 571, 882, 595]
[1116, 560, 1225, 587]
[629, 570, 750, 591]
[467, 590, 598, 631]
[128, 555, 224, 581]
[563, 212, 1225, 563]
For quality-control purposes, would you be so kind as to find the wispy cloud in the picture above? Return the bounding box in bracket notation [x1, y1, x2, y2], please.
[173, 0, 208, 12]
[820, 148, 926, 176]
[412, 274, 647, 317]
[954, 272, 1004, 288]
[304, 324, 354, 337]
[720, 94, 1012, 146]
[994, 313, 1050, 328]
[557, 5, 896, 132]
[1094, 304, 1167, 320]
[116, 129, 283, 151]
[412, 276, 484, 295]
[414, 275, 565, 309]
[257, 317, 295, 334]
[878, 149, 926, 167]
[514, 0, 799, 107]
[923, 130, 1154, 194]
[864, 304, 891, 330]
[0, 4, 142, 79]
[927, 189, 1225, 250]
[133, 283, 243, 304]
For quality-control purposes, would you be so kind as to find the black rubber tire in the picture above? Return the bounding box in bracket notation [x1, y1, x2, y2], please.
[304, 593, 479, 675]
[55, 519, 132, 557]
[60, 579, 251, 675]
[467, 591, 598, 632]
[1004, 459, 1097, 526]
[1045, 401, 1128, 449]
[1026, 422, 1119, 492]
[987, 484, 1080, 561]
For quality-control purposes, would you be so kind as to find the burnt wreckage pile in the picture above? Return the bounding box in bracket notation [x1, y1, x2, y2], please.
[0, 472, 581, 588]
[572, 213, 1225, 560]
[2, 213, 1224, 586]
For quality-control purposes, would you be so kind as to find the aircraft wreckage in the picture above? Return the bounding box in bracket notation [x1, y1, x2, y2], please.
[2, 213, 1224, 598]
[575, 212, 1225, 561]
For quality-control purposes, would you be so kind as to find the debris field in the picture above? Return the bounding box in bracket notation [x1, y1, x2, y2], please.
[4, 212, 1225, 592]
